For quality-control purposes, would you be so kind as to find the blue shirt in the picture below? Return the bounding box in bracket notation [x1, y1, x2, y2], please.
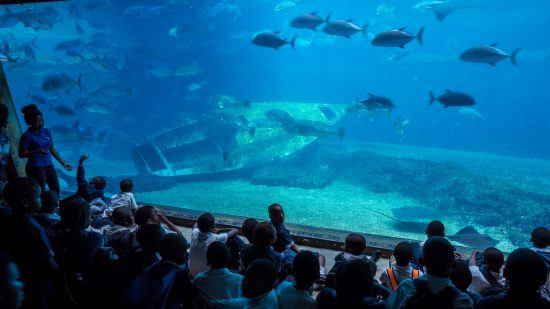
[275, 280, 316, 309]
[211, 290, 279, 309]
[386, 274, 473, 309]
[271, 222, 295, 253]
[193, 268, 243, 301]
[19, 128, 53, 167]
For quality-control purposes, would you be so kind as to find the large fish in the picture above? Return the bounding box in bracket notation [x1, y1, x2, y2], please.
[448, 226, 499, 249]
[252, 31, 297, 50]
[357, 94, 395, 113]
[460, 44, 520, 66]
[51, 105, 76, 117]
[322, 15, 367, 38]
[265, 109, 296, 126]
[290, 12, 325, 31]
[91, 85, 132, 98]
[372, 27, 424, 48]
[429, 90, 475, 108]
[42, 73, 82, 93]
[287, 120, 345, 139]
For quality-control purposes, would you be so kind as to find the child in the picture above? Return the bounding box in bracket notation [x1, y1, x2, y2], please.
[468, 247, 506, 296]
[39, 190, 60, 221]
[109, 179, 137, 213]
[530, 227, 550, 301]
[226, 218, 258, 272]
[101, 207, 135, 256]
[76, 154, 106, 202]
[243, 259, 279, 308]
[380, 242, 423, 291]
[276, 250, 319, 309]
[240, 221, 282, 272]
[134, 205, 181, 235]
[450, 260, 482, 306]
[188, 213, 238, 276]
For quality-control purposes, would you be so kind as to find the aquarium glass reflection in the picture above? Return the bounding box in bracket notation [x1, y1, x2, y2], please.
[2, 0, 549, 251]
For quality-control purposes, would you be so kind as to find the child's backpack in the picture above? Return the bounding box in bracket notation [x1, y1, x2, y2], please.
[405, 279, 461, 309]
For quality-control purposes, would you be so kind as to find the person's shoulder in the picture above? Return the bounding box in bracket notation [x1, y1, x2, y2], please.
[477, 293, 507, 308]
[275, 280, 293, 293]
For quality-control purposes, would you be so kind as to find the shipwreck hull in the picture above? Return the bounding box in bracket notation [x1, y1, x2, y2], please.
[132, 102, 347, 176]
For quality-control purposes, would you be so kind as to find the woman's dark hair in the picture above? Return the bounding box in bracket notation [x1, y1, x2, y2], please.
[21, 104, 42, 125]
[60, 197, 91, 231]
[0, 104, 8, 127]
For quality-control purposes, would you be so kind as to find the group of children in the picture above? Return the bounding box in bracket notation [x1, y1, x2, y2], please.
[0, 164, 549, 308]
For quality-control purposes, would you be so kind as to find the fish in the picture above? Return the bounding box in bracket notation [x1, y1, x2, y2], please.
[65, 49, 85, 60]
[394, 116, 410, 139]
[274, 1, 296, 12]
[317, 104, 336, 121]
[49, 121, 80, 142]
[448, 226, 499, 249]
[91, 85, 133, 98]
[252, 31, 297, 50]
[372, 27, 424, 48]
[19, 37, 38, 61]
[388, 50, 411, 62]
[51, 105, 76, 116]
[27, 91, 56, 106]
[173, 62, 203, 77]
[357, 94, 395, 114]
[322, 15, 367, 38]
[54, 39, 84, 51]
[148, 66, 172, 78]
[187, 83, 203, 92]
[392, 206, 440, 221]
[290, 12, 325, 31]
[458, 107, 484, 120]
[265, 109, 296, 126]
[86, 54, 113, 72]
[429, 90, 475, 108]
[287, 120, 345, 139]
[42, 73, 82, 93]
[84, 103, 118, 115]
[209, 95, 250, 110]
[460, 44, 520, 66]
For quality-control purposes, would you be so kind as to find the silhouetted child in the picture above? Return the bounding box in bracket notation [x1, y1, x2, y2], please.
[226, 218, 258, 272]
[468, 247, 506, 296]
[240, 221, 282, 272]
[188, 213, 238, 276]
[76, 154, 106, 202]
[243, 259, 279, 308]
[133, 205, 182, 240]
[276, 250, 319, 309]
[109, 179, 137, 213]
[451, 260, 482, 306]
[380, 241, 423, 291]
[530, 226, 550, 301]
[101, 206, 135, 255]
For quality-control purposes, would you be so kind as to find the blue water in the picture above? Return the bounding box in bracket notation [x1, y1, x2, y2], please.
[1, 0, 549, 249]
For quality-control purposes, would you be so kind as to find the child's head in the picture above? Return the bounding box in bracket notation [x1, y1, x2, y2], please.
[484, 247, 505, 272]
[531, 227, 550, 249]
[197, 213, 215, 233]
[60, 197, 91, 231]
[135, 206, 160, 226]
[136, 224, 165, 251]
[159, 233, 189, 265]
[426, 220, 445, 238]
[268, 203, 284, 225]
[393, 241, 414, 267]
[242, 259, 277, 299]
[449, 260, 472, 292]
[40, 190, 59, 214]
[344, 233, 366, 256]
[422, 236, 454, 278]
[2, 177, 41, 213]
[253, 222, 277, 247]
[91, 176, 107, 191]
[112, 207, 134, 227]
[292, 251, 319, 290]
[207, 241, 231, 269]
[503, 248, 547, 294]
[120, 179, 133, 193]
[335, 259, 374, 304]
[242, 218, 259, 243]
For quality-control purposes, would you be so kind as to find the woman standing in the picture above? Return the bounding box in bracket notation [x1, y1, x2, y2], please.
[18, 104, 72, 193]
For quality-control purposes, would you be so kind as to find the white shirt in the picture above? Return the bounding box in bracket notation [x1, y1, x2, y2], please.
[468, 265, 505, 295]
[188, 227, 228, 276]
[109, 192, 137, 210]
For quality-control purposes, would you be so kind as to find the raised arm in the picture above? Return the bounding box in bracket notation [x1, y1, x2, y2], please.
[50, 145, 72, 171]
[77, 154, 89, 191]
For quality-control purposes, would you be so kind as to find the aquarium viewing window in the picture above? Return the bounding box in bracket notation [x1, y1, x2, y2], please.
[1, 0, 548, 252]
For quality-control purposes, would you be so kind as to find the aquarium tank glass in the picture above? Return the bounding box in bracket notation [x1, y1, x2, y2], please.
[1, 0, 549, 251]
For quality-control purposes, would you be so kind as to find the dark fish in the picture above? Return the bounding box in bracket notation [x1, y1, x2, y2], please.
[290, 12, 325, 31]
[429, 90, 475, 108]
[252, 32, 296, 50]
[392, 220, 427, 234]
[430, 3, 454, 22]
[55, 39, 83, 51]
[49, 121, 79, 142]
[42, 73, 82, 93]
[65, 49, 85, 60]
[265, 109, 296, 126]
[322, 14, 367, 38]
[20, 37, 38, 61]
[448, 226, 499, 249]
[91, 85, 133, 98]
[372, 27, 424, 48]
[317, 104, 336, 121]
[357, 94, 395, 112]
[27, 91, 56, 105]
[288, 120, 345, 139]
[392, 206, 440, 221]
[460, 44, 520, 66]
[51, 105, 76, 116]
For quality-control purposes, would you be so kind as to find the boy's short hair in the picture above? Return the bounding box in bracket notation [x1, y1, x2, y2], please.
[426, 220, 445, 237]
[197, 213, 215, 233]
[393, 241, 414, 267]
[93, 176, 107, 190]
[267, 203, 282, 215]
[292, 251, 319, 289]
[242, 259, 277, 299]
[344, 233, 366, 256]
[2, 177, 40, 212]
[136, 224, 165, 251]
[531, 227, 550, 249]
[503, 248, 547, 293]
[134, 206, 157, 226]
[120, 179, 133, 193]
[60, 197, 91, 230]
[253, 222, 277, 247]
[242, 218, 259, 242]
[207, 241, 231, 269]
[40, 190, 59, 213]
[159, 234, 189, 265]
[449, 260, 472, 291]
[112, 207, 134, 227]
[422, 236, 454, 277]
[484, 247, 505, 269]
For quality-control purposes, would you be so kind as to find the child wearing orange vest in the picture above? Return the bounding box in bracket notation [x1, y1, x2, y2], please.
[380, 241, 423, 291]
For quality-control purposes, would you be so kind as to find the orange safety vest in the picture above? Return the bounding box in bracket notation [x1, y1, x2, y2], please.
[386, 268, 420, 291]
